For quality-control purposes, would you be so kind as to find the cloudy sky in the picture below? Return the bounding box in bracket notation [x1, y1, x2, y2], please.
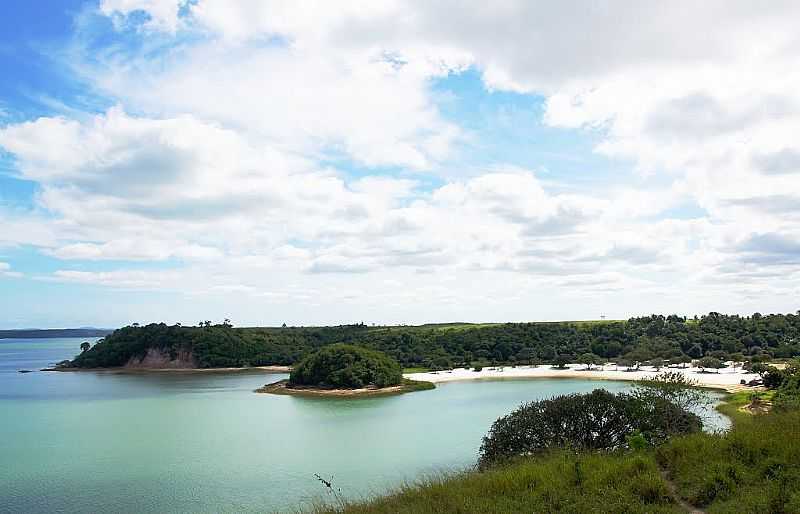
[1, 1, 799, 328]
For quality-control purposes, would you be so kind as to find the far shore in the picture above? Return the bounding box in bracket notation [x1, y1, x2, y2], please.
[41, 365, 292, 374]
[405, 364, 761, 393]
[40, 362, 762, 393]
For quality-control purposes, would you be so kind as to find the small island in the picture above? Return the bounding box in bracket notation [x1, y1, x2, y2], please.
[256, 344, 434, 397]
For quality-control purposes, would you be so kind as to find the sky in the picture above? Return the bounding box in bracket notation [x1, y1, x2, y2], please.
[1, 1, 799, 328]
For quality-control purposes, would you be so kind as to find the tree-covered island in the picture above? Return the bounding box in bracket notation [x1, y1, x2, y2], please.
[256, 344, 434, 396]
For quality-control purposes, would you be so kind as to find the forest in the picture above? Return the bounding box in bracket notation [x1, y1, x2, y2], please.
[67, 311, 800, 369]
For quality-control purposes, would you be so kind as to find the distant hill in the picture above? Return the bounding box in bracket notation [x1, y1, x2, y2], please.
[0, 328, 113, 339]
[64, 312, 800, 370]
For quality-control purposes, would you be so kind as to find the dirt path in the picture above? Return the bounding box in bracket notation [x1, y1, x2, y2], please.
[659, 468, 705, 514]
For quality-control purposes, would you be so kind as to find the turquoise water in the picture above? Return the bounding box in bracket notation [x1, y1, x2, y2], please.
[0, 338, 727, 513]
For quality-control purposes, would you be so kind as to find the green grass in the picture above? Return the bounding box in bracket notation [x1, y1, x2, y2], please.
[715, 390, 776, 423]
[657, 409, 800, 513]
[428, 323, 501, 331]
[355, 320, 622, 332]
[565, 319, 625, 326]
[363, 323, 502, 333]
[312, 451, 682, 514]
[305, 396, 800, 514]
[402, 367, 431, 374]
[401, 379, 436, 392]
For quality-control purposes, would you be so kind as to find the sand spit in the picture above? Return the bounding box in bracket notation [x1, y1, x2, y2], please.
[405, 364, 760, 393]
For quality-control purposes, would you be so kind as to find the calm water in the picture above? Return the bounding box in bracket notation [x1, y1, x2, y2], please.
[0, 338, 728, 513]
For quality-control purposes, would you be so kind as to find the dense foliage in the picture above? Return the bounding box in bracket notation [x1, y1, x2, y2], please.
[69, 311, 800, 369]
[755, 359, 800, 412]
[478, 389, 701, 468]
[774, 375, 800, 412]
[631, 372, 712, 424]
[289, 344, 402, 388]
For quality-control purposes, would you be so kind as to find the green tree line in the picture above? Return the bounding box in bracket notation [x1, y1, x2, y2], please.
[68, 311, 800, 369]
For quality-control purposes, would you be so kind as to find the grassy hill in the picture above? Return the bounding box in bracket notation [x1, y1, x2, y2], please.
[311, 395, 800, 514]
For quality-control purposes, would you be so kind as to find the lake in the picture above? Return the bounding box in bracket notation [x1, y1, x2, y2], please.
[0, 338, 728, 513]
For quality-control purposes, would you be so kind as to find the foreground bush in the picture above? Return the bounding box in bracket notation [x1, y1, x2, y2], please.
[478, 389, 700, 468]
[289, 344, 403, 388]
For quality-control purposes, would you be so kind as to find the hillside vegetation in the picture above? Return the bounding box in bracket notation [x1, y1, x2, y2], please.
[318, 451, 684, 514]
[68, 311, 800, 369]
[313, 366, 800, 514]
[312, 413, 800, 514]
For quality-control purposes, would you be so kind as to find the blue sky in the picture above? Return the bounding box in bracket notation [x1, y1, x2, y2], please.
[1, 1, 798, 328]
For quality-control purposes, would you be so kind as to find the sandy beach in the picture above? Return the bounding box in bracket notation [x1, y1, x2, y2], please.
[45, 363, 761, 393]
[405, 364, 760, 393]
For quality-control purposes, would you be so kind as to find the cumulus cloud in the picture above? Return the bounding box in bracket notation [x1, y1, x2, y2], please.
[736, 233, 800, 266]
[0, 105, 659, 283]
[4, 1, 800, 322]
[76, 3, 466, 171]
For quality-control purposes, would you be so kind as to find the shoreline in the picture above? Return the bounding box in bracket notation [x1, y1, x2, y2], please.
[41, 362, 761, 393]
[255, 378, 434, 397]
[405, 364, 760, 393]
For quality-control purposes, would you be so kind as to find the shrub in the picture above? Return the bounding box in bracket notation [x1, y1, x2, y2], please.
[632, 371, 712, 416]
[578, 353, 598, 369]
[478, 389, 701, 468]
[428, 356, 453, 370]
[289, 344, 403, 389]
[774, 374, 800, 412]
[751, 363, 789, 389]
[552, 355, 571, 369]
[697, 356, 723, 372]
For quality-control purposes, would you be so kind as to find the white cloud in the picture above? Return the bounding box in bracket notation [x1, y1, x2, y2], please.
[73, 4, 466, 171]
[100, 0, 187, 33]
[51, 269, 180, 289]
[5, 1, 800, 323]
[0, 262, 22, 278]
[0, 209, 61, 249]
[0, 106, 667, 278]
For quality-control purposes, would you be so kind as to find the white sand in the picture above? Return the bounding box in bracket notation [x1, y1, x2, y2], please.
[405, 364, 760, 392]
